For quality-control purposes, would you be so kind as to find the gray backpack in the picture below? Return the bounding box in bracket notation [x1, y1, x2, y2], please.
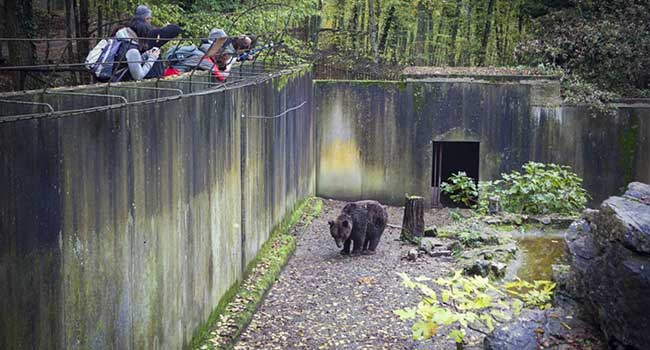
[164, 45, 214, 72]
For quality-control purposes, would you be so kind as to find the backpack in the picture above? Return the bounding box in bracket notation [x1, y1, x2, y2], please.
[164, 45, 208, 71]
[85, 38, 123, 82]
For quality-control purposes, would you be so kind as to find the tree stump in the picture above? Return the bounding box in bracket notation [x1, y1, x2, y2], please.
[401, 196, 425, 242]
[488, 196, 501, 215]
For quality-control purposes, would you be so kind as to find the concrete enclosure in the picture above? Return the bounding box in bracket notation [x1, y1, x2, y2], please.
[2, 69, 649, 350]
[315, 79, 650, 206]
[0, 68, 314, 349]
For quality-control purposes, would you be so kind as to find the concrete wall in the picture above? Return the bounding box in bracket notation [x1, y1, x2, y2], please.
[0, 69, 314, 350]
[315, 80, 650, 206]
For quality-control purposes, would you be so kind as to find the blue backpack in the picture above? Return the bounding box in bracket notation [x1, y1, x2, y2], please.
[85, 38, 124, 82]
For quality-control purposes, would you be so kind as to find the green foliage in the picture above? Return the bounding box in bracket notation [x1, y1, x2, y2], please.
[395, 271, 557, 347]
[320, 0, 532, 68]
[455, 229, 483, 248]
[394, 271, 515, 347]
[449, 210, 464, 222]
[401, 232, 422, 246]
[441, 172, 478, 208]
[490, 162, 588, 215]
[517, 0, 650, 98]
[560, 74, 619, 116]
[443, 163, 588, 215]
[618, 124, 639, 188]
[504, 278, 556, 310]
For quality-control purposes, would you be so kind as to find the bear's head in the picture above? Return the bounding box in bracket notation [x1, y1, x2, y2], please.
[328, 214, 353, 248]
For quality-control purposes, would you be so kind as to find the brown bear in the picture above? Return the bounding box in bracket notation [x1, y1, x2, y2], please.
[328, 200, 388, 255]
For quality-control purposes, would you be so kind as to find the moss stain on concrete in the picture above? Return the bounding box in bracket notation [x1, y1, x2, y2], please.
[618, 122, 639, 188]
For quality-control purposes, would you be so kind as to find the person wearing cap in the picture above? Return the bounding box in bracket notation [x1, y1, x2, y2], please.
[200, 29, 236, 80]
[131, 5, 181, 50]
[112, 20, 163, 81]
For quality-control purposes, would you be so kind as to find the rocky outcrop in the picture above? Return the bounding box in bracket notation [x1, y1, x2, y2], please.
[565, 182, 650, 349]
[460, 241, 517, 278]
[484, 308, 604, 350]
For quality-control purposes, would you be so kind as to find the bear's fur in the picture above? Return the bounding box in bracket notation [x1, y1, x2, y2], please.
[328, 200, 388, 255]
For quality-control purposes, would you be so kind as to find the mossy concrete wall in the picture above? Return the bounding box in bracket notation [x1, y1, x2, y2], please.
[315, 80, 649, 206]
[0, 69, 314, 349]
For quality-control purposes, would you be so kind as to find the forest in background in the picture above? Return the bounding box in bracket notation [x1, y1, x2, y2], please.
[2, 0, 650, 103]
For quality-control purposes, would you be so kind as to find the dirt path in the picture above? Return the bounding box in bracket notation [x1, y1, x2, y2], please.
[235, 199, 459, 350]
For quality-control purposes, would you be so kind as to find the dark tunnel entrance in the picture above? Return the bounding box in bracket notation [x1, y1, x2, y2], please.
[432, 141, 480, 207]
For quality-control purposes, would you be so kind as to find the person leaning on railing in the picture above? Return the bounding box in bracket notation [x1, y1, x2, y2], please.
[113, 21, 162, 81]
[231, 34, 257, 55]
[111, 5, 181, 81]
[132, 5, 181, 50]
[199, 29, 236, 81]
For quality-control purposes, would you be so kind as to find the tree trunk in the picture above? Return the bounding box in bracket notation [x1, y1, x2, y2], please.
[73, 0, 81, 63]
[46, 0, 52, 63]
[368, 0, 379, 64]
[64, 0, 76, 62]
[5, 0, 36, 64]
[378, 5, 395, 54]
[495, 23, 502, 63]
[349, 0, 359, 53]
[97, 0, 104, 39]
[518, 1, 524, 36]
[448, 0, 462, 65]
[306, 0, 322, 48]
[336, 0, 346, 30]
[4, 0, 37, 89]
[78, 0, 90, 68]
[478, 0, 496, 66]
[414, 0, 427, 65]
[77, 0, 90, 83]
[461, 1, 473, 65]
[401, 196, 425, 242]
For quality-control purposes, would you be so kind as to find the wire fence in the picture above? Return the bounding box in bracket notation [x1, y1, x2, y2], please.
[0, 1, 313, 121]
[0, 40, 304, 123]
[0, 31, 294, 88]
[0, 65, 306, 123]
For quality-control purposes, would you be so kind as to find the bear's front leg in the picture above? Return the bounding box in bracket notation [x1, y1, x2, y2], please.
[340, 238, 352, 255]
[362, 237, 370, 251]
[351, 236, 365, 256]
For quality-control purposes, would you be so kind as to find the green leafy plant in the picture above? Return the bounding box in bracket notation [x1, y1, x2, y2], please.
[516, 0, 650, 99]
[449, 210, 464, 222]
[394, 271, 559, 348]
[441, 172, 479, 207]
[504, 278, 556, 310]
[455, 229, 483, 248]
[497, 162, 589, 215]
[474, 162, 589, 215]
[394, 271, 518, 349]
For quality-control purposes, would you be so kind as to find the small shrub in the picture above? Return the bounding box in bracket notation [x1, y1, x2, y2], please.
[495, 162, 589, 215]
[449, 210, 464, 222]
[444, 163, 589, 215]
[394, 272, 557, 348]
[441, 172, 478, 207]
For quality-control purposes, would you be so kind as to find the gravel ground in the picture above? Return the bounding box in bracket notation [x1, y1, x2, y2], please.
[235, 199, 463, 350]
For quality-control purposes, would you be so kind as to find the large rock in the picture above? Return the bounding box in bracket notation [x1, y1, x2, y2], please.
[460, 242, 517, 278]
[484, 308, 604, 350]
[565, 182, 650, 349]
